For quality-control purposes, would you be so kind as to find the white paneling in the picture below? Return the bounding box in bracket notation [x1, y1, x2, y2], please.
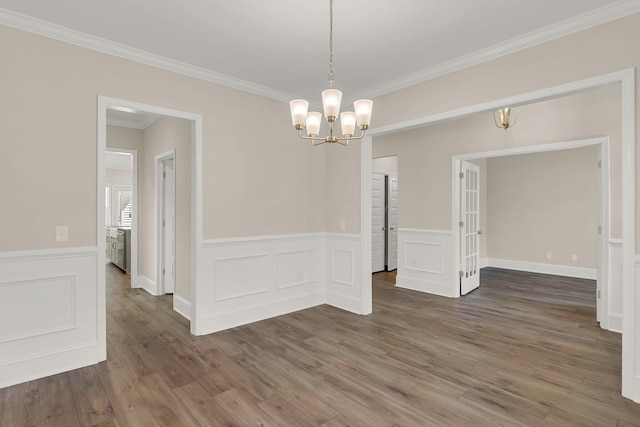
[196, 233, 326, 335]
[173, 294, 191, 321]
[404, 242, 444, 274]
[396, 229, 454, 297]
[214, 254, 269, 301]
[326, 234, 362, 313]
[0, 276, 75, 343]
[0, 247, 99, 389]
[276, 249, 319, 289]
[331, 250, 354, 286]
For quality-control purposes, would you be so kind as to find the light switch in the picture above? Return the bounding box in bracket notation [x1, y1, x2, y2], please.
[545, 251, 552, 260]
[340, 219, 346, 230]
[55, 226, 68, 242]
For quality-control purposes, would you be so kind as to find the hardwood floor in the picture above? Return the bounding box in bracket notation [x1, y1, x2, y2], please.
[2, 265, 640, 426]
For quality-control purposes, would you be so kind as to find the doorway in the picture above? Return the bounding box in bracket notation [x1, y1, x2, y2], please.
[371, 171, 399, 273]
[157, 151, 176, 295]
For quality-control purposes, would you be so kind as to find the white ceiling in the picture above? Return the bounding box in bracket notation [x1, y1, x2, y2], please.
[1, 0, 638, 105]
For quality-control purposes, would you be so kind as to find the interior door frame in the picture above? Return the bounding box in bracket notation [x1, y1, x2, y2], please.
[105, 149, 138, 287]
[156, 149, 176, 295]
[371, 171, 386, 273]
[361, 68, 636, 401]
[97, 96, 204, 359]
[452, 138, 609, 302]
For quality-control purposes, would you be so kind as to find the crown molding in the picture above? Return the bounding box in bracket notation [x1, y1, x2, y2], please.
[347, 0, 640, 102]
[0, 8, 295, 103]
[2, 2, 639, 105]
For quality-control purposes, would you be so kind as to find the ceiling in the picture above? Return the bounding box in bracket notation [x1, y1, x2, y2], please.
[1, 0, 638, 106]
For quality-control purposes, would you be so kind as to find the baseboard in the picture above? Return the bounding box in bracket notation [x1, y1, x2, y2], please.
[608, 313, 623, 333]
[0, 342, 98, 389]
[480, 257, 489, 269]
[396, 275, 455, 298]
[173, 294, 191, 321]
[634, 374, 640, 404]
[486, 258, 597, 280]
[325, 291, 361, 314]
[138, 275, 158, 296]
[194, 292, 325, 335]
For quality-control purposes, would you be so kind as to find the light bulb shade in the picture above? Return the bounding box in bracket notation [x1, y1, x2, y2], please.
[340, 111, 357, 137]
[354, 99, 373, 128]
[322, 88, 342, 120]
[306, 111, 322, 137]
[290, 99, 309, 128]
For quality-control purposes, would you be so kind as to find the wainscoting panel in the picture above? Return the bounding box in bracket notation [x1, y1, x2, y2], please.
[326, 234, 362, 313]
[197, 234, 326, 334]
[396, 229, 455, 297]
[0, 247, 99, 388]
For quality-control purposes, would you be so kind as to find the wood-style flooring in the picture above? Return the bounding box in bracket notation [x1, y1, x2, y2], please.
[1, 265, 639, 426]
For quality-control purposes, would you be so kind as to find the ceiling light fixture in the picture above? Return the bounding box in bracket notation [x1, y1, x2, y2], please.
[289, 0, 373, 146]
[493, 107, 518, 129]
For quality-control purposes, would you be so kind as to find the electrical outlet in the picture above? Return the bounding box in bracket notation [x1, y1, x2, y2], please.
[340, 219, 346, 230]
[571, 254, 578, 262]
[545, 251, 552, 260]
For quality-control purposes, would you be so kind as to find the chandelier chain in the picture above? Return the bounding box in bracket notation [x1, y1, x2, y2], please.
[328, 0, 334, 87]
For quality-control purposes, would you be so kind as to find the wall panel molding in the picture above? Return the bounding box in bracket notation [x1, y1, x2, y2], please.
[0, 247, 99, 388]
[326, 234, 362, 313]
[396, 229, 454, 297]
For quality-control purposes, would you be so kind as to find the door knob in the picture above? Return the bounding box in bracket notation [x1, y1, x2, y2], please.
[390, 227, 395, 231]
[478, 230, 483, 235]
[382, 226, 386, 231]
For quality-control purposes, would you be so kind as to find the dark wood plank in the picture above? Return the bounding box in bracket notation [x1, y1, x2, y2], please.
[1, 264, 639, 426]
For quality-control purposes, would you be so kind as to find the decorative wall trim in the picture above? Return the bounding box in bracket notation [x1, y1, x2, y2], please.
[0, 8, 293, 103]
[194, 233, 326, 335]
[396, 229, 454, 298]
[609, 313, 623, 334]
[486, 258, 597, 280]
[0, 247, 99, 389]
[347, 0, 640, 101]
[138, 275, 158, 296]
[326, 233, 362, 314]
[173, 294, 191, 321]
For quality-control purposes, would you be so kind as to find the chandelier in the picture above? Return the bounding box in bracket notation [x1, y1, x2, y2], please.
[289, 0, 373, 146]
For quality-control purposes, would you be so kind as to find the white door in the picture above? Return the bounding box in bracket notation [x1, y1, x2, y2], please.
[372, 172, 385, 273]
[386, 173, 398, 271]
[460, 161, 480, 295]
[162, 160, 176, 294]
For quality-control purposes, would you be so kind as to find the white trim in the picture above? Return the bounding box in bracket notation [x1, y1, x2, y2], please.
[0, 8, 293, 103]
[98, 96, 204, 352]
[361, 68, 635, 402]
[609, 314, 623, 334]
[361, 137, 373, 315]
[107, 115, 158, 130]
[173, 295, 191, 321]
[346, 0, 640, 102]
[485, 258, 597, 280]
[138, 275, 158, 296]
[398, 228, 452, 235]
[0, 246, 97, 262]
[203, 232, 327, 247]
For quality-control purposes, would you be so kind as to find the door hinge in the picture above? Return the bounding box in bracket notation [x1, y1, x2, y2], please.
[163, 171, 166, 178]
[162, 268, 165, 276]
[598, 290, 601, 299]
[459, 270, 464, 278]
[459, 221, 464, 228]
[459, 172, 464, 179]
[597, 160, 602, 170]
[597, 225, 602, 234]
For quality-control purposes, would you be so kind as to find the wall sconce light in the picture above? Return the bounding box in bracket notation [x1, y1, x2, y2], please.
[493, 108, 518, 129]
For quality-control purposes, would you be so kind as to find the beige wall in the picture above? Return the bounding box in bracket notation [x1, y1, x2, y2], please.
[370, 12, 638, 244]
[487, 147, 598, 268]
[373, 87, 621, 244]
[0, 24, 325, 253]
[139, 118, 192, 299]
[372, 155, 398, 173]
[105, 168, 132, 186]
